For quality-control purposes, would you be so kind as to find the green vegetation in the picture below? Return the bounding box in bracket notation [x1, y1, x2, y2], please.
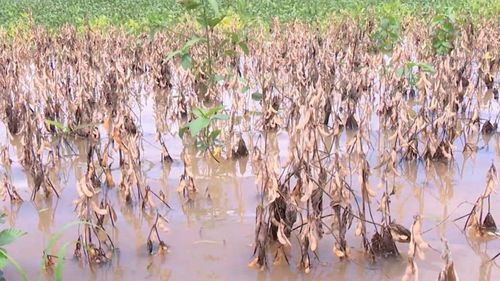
[431, 14, 457, 55]
[179, 105, 229, 152]
[0, 0, 498, 32]
[42, 221, 94, 281]
[371, 15, 400, 53]
[170, 0, 242, 154]
[0, 212, 26, 281]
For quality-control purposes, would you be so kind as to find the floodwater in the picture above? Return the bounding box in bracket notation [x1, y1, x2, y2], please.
[1, 93, 499, 281]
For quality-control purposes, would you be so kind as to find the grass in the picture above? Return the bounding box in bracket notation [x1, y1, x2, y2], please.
[0, 0, 498, 32]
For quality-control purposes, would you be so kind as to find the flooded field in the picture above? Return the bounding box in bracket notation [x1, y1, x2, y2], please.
[0, 21, 499, 281]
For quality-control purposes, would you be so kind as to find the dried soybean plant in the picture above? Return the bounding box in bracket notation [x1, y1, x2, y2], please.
[0, 145, 22, 202]
[401, 215, 429, 281]
[0, 11, 498, 278]
[73, 148, 116, 265]
[463, 164, 499, 237]
[0, 26, 179, 266]
[437, 239, 459, 281]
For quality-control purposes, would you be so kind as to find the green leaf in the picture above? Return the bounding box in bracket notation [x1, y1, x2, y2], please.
[181, 53, 193, 70]
[229, 32, 239, 43]
[0, 229, 25, 246]
[213, 74, 224, 82]
[238, 76, 247, 84]
[208, 0, 220, 16]
[179, 0, 202, 10]
[209, 129, 221, 141]
[0, 249, 26, 281]
[212, 113, 229, 120]
[406, 62, 417, 68]
[182, 36, 205, 52]
[443, 22, 454, 33]
[167, 36, 205, 62]
[251, 92, 262, 101]
[72, 122, 101, 131]
[441, 41, 453, 49]
[0, 254, 7, 269]
[419, 63, 435, 73]
[196, 16, 208, 27]
[206, 105, 224, 116]
[206, 15, 225, 28]
[165, 49, 182, 61]
[240, 85, 249, 93]
[431, 15, 445, 26]
[238, 42, 249, 55]
[179, 126, 187, 138]
[42, 220, 95, 271]
[54, 242, 70, 281]
[45, 119, 68, 132]
[187, 118, 210, 137]
[224, 49, 237, 57]
[395, 67, 405, 77]
[192, 107, 208, 118]
[196, 141, 208, 151]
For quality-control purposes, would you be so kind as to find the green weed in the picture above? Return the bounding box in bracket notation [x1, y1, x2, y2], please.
[0, 212, 27, 281]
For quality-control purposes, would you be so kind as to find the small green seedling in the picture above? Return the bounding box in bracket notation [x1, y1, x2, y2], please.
[0, 212, 27, 281]
[179, 105, 229, 151]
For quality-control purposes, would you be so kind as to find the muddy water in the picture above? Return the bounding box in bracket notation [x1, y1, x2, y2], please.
[1, 97, 499, 281]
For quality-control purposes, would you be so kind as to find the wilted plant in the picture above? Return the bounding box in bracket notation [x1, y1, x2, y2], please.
[463, 164, 498, 237]
[401, 215, 428, 281]
[437, 239, 459, 281]
[73, 162, 116, 265]
[146, 213, 169, 255]
[0, 147, 22, 203]
[177, 149, 198, 203]
[0, 7, 497, 280]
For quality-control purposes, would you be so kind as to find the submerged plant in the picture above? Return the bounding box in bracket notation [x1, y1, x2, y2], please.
[437, 239, 459, 281]
[146, 214, 169, 255]
[401, 215, 428, 281]
[463, 164, 499, 237]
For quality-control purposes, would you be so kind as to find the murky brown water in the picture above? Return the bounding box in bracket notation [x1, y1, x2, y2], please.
[1, 97, 499, 281]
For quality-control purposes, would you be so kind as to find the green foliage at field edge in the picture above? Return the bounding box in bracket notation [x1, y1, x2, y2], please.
[0, 0, 498, 32]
